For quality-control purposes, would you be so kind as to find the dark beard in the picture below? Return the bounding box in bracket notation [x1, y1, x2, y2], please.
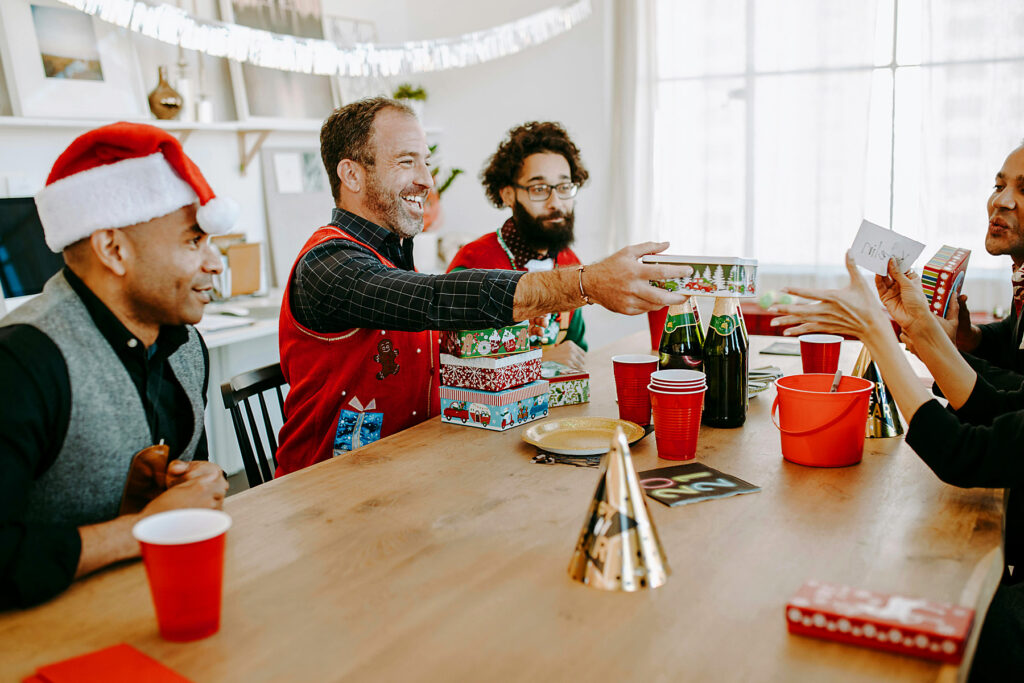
[512, 200, 575, 255]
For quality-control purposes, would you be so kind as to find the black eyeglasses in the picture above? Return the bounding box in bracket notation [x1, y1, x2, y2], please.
[515, 182, 579, 201]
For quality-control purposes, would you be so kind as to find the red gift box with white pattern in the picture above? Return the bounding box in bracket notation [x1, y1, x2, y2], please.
[439, 350, 542, 392]
[785, 580, 974, 664]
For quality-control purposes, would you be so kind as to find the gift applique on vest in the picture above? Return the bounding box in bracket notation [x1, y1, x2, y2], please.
[333, 397, 384, 455]
[374, 338, 400, 380]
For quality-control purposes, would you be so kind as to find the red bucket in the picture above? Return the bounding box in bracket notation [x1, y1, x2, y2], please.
[771, 374, 873, 467]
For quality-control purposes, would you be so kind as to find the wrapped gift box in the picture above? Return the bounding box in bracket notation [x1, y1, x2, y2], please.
[440, 349, 542, 392]
[541, 361, 590, 407]
[921, 245, 970, 317]
[440, 380, 549, 431]
[641, 255, 758, 298]
[785, 580, 974, 664]
[441, 321, 530, 358]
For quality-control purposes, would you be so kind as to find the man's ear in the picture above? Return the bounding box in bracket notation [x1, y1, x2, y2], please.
[499, 186, 516, 209]
[89, 229, 129, 277]
[337, 159, 363, 194]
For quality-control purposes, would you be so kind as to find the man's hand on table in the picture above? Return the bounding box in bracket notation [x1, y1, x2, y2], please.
[543, 340, 587, 371]
[143, 462, 228, 515]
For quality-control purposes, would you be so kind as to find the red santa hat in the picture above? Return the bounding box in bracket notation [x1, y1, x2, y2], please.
[34, 121, 238, 252]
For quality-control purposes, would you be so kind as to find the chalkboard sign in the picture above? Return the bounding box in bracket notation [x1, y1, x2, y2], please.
[638, 463, 760, 507]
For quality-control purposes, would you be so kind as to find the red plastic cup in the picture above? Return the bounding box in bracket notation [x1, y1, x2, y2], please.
[650, 385, 706, 460]
[133, 509, 232, 642]
[799, 334, 843, 374]
[647, 307, 669, 351]
[612, 354, 659, 425]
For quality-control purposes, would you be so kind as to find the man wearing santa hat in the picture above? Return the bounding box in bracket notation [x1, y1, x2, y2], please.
[0, 122, 236, 608]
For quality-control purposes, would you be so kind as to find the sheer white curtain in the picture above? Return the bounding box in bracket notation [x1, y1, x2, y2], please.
[647, 0, 1024, 313]
[608, 0, 657, 250]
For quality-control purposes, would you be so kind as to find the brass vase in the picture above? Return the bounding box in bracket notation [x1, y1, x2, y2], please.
[148, 66, 182, 120]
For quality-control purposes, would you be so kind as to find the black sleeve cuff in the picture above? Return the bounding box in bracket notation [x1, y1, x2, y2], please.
[477, 270, 526, 327]
[1, 524, 82, 609]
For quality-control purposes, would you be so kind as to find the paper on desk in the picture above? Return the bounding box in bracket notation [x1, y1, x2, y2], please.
[195, 314, 255, 333]
[850, 220, 925, 276]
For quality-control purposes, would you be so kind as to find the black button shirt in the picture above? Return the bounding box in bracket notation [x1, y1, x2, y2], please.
[0, 268, 209, 609]
[290, 208, 524, 334]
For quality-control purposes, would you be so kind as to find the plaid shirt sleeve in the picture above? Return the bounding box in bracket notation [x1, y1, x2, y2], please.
[290, 239, 524, 334]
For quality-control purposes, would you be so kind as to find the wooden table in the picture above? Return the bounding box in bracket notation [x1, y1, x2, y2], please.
[0, 335, 1003, 682]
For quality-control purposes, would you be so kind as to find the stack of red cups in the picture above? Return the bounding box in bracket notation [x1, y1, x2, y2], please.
[649, 369, 707, 460]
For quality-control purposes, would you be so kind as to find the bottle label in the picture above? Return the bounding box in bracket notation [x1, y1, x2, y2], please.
[708, 314, 739, 336]
[664, 312, 697, 333]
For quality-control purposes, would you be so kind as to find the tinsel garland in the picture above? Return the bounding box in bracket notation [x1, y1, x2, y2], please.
[53, 0, 592, 78]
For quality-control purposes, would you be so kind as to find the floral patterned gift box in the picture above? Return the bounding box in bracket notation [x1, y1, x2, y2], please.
[440, 380, 549, 431]
[440, 349, 542, 392]
[541, 361, 590, 407]
[641, 255, 758, 298]
[440, 321, 530, 359]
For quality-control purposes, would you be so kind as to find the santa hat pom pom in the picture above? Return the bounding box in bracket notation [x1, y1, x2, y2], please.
[196, 196, 239, 235]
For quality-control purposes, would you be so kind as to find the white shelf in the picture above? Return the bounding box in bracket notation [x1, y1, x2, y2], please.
[0, 115, 322, 175]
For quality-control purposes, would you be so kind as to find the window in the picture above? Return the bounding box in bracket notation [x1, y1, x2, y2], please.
[653, 0, 1024, 297]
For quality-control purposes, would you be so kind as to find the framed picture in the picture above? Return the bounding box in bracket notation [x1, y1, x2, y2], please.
[323, 15, 391, 105]
[0, 0, 146, 118]
[219, 0, 337, 123]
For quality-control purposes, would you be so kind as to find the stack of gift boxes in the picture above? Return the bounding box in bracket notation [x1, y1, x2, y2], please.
[439, 322, 550, 431]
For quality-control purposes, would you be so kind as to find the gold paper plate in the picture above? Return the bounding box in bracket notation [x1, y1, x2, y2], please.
[523, 417, 646, 456]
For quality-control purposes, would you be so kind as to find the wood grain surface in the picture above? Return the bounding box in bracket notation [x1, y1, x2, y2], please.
[0, 334, 1002, 682]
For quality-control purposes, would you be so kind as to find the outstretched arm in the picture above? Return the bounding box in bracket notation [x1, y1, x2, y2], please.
[513, 242, 693, 320]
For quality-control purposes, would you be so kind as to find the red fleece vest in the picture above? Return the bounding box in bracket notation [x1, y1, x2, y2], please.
[276, 226, 439, 476]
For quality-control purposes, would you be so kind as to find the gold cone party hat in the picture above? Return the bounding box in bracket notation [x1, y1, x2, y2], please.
[568, 427, 670, 591]
[852, 346, 904, 438]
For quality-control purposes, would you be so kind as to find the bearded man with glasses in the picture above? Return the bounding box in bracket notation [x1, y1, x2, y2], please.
[448, 122, 590, 370]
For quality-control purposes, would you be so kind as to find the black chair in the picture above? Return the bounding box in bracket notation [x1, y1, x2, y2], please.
[221, 363, 287, 488]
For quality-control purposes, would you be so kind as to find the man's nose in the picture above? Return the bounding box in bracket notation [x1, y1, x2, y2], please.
[544, 191, 568, 213]
[416, 161, 434, 189]
[994, 186, 1016, 209]
[203, 240, 224, 274]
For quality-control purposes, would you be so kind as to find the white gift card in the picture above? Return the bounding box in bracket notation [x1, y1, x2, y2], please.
[850, 220, 925, 276]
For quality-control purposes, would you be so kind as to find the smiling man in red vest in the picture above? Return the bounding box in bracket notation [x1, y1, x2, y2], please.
[276, 97, 693, 476]
[448, 122, 589, 371]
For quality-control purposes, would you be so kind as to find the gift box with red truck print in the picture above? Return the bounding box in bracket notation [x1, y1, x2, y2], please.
[440, 380, 549, 431]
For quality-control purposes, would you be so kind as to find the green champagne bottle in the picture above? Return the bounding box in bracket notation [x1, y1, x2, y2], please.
[702, 296, 748, 427]
[659, 299, 704, 371]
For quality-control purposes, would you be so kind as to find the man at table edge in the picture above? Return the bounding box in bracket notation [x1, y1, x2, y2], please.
[0, 123, 232, 609]
[276, 97, 692, 475]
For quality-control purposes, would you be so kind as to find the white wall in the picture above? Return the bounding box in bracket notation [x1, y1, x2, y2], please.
[0, 0, 642, 343]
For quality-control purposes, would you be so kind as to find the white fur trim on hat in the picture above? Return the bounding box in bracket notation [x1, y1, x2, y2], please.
[35, 153, 197, 252]
[196, 196, 239, 236]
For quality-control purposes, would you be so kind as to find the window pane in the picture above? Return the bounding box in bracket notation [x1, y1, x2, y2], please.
[752, 70, 893, 266]
[656, 0, 745, 79]
[754, 0, 893, 71]
[652, 79, 746, 254]
[892, 63, 1024, 274]
[897, 0, 1024, 64]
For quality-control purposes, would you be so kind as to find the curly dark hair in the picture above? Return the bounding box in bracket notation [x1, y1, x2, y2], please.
[320, 97, 415, 201]
[480, 121, 589, 208]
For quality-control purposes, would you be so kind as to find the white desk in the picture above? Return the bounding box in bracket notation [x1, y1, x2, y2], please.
[197, 295, 282, 476]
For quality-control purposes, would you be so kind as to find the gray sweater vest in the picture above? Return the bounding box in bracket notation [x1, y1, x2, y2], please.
[1, 272, 206, 527]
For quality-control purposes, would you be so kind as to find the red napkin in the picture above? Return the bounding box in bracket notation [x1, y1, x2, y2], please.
[23, 644, 193, 683]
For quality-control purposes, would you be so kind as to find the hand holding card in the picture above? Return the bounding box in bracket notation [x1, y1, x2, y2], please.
[850, 220, 924, 276]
